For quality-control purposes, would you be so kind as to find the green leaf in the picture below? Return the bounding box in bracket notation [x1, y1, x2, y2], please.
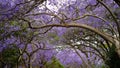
[10, 21, 18, 26]
[46, 57, 64, 68]
[2, 45, 20, 66]
[21, 23, 28, 28]
[54, 36, 59, 41]
[13, 31, 21, 37]
[0, 29, 5, 33]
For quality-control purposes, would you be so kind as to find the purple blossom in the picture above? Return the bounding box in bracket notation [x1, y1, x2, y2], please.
[56, 49, 82, 65]
[87, 0, 97, 5]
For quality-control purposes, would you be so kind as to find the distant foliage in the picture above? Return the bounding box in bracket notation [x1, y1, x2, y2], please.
[45, 57, 64, 68]
[105, 45, 120, 68]
[0, 45, 20, 68]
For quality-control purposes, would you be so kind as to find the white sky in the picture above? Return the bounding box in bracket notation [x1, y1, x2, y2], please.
[45, 0, 76, 12]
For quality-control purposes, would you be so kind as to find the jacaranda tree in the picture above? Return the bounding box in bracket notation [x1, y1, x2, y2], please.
[0, 0, 120, 68]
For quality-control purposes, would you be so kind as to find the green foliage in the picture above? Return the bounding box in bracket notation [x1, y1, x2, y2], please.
[10, 21, 19, 26]
[48, 32, 60, 44]
[105, 45, 120, 68]
[1, 44, 20, 67]
[0, 23, 5, 27]
[21, 22, 28, 28]
[45, 57, 64, 68]
[101, 65, 109, 68]
[54, 36, 59, 41]
[95, 64, 109, 68]
[0, 29, 5, 39]
[13, 29, 28, 38]
[13, 31, 22, 37]
[0, 29, 5, 34]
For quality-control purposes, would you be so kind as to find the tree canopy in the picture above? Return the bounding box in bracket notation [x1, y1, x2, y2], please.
[0, 0, 120, 68]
